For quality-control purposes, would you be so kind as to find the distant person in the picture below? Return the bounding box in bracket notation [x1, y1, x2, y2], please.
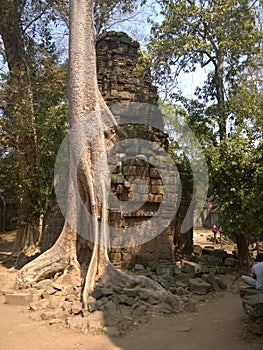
[212, 224, 219, 244]
[241, 257, 263, 291]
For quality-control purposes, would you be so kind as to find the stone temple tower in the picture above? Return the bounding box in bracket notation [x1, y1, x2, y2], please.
[42, 31, 193, 271]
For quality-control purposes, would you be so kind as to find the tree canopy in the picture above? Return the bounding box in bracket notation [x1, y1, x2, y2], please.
[150, 0, 262, 140]
[149, 0, 263, 267]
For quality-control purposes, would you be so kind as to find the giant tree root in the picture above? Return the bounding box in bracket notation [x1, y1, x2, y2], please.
[16, 225, 79, 289]
[17, 226, 173, 311]
[82, 261, 174, 309]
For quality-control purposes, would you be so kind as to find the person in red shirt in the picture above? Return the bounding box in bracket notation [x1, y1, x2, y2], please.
[212, 224, 219, 244]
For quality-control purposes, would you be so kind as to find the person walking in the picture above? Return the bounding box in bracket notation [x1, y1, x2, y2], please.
[212, 224, 219, 244]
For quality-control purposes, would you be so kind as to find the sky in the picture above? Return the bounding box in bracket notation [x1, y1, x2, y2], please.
[0, 1, 208, 100]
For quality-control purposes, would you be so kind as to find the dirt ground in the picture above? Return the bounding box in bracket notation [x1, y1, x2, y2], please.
[0, 231, 262, 350]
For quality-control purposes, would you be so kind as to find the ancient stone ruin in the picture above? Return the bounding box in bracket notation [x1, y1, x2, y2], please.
[43, 31, 193, 269]
[1, 32, 262, 339]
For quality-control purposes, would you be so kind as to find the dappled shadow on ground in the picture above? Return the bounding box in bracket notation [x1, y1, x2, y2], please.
[0, 230, 262, 350]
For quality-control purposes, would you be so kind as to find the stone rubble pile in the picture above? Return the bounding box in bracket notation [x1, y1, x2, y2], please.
[2, 253, 239, 336]
[240, 287, 263, 336]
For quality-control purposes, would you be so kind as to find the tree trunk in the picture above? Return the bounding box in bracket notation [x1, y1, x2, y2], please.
[214, 49, 227, 141]
[0, 0, 41, 258]
[235, 233, 252, 273]
[17, 0, 169, 307]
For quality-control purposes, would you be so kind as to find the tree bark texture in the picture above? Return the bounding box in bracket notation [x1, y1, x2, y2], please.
[214, 48, 227, 141]
[235, 233, 253, 273]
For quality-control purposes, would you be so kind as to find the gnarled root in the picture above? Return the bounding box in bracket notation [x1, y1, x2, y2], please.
[16, 224, 79, 289]
[82, 252, 171, 308]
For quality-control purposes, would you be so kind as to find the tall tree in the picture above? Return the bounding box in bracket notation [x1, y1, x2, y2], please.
[0, 0, 40, 256]
[0, 42, 68, 241]
[149, 0, 263, 268]
[207, 135, 263, 269]
[0, 0, 142, 260]
[17, 0, 168, 307]
[149, 0, 261, 140]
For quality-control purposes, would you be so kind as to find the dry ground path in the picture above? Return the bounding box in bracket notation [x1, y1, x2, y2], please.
[0, 290, 262, 350]
[0, 231, 262, 350]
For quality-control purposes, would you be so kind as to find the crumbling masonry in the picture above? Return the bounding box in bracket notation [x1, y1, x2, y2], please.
[43, 31, 193, 270]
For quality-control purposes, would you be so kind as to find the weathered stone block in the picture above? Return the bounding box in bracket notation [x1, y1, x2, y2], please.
[91, 288, 104, 300]
[71, 301, 83, 315]
[111, 174, 125, 184]
[151, 185, 164, 195]
[192, 246, 202, 255]
[151, 178, 162, 186]
[156, 264, 175, 276]
[181, 261, 197, 274]
[40, 311, 58, 321]
[132, 303, 148, 316]
[149, 168, 161, 178]
[215, 276, 228, 290]
[147, 194, 163, 203]
[240, 287, 263, 299]
[5, 293, 33, 306]
[188, 278, 212, 295]
[242, 292, 263, 318]
[123, 288, 138, 298]
[134, 264, 145, 272]
[224, 257, 237, 267]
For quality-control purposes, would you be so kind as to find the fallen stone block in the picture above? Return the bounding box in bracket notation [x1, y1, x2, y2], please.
[240, 287, 263, 299]
[134, 264, 145, 272]
[242, 292, 263, 318]
[156, 264, 175, 276]
[132, 303, 148, 316]
[71, 301, 83, 315]
[40, 311, 59, 321]
[181, 261, 198, 274]
[188, 278, 212, 295]
[48, 318, 64, 326]
[4, 293, 33, 306]
[215, 276, 228, 290]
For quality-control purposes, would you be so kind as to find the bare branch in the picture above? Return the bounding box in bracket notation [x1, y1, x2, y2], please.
[23, 2, 51, 32]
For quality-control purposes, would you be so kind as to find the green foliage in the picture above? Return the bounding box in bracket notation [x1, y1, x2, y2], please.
[149, 0, 262, 140]
[150, 0, 260, 78]
[148, 1, 263, 247]
[0, 40, 68, 219]
[0, 0, 148, 239]
[207, 136, 263, 239]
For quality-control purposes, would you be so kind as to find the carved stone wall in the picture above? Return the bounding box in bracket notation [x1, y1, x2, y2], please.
[96, 31, 158, 105]
[42, 31, 193, 270]
[96, 32, 174, 269]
